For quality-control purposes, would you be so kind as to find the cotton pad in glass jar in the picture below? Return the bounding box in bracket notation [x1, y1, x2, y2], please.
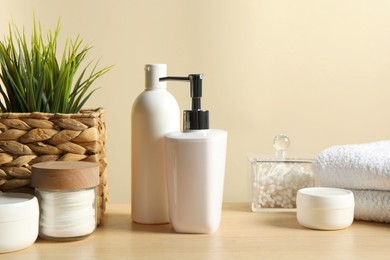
[296, 187, 354, 230]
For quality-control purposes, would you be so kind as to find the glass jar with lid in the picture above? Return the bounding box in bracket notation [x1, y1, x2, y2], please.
[31, 161, 99, 241]
[248, 134, 314, 212]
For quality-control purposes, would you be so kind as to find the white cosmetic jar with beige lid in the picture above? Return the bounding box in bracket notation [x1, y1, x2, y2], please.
[296, 187, 355, 230]
[0, 192, 39, 253]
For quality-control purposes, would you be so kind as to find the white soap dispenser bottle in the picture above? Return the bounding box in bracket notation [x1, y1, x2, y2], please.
[131, 64, 180, 224]
[161, 74, 228, 233]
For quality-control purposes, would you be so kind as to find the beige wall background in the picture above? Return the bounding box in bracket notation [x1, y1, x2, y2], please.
[1, 0, 389, 203]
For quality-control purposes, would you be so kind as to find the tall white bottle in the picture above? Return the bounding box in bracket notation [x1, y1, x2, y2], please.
[161, 74, 228, 233]
[131, 64, 180, 224]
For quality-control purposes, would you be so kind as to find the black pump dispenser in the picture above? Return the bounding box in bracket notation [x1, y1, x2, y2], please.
[160, 74, 209, 130]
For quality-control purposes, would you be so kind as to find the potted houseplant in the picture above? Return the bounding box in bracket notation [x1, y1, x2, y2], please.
[0, 19, 111, 223]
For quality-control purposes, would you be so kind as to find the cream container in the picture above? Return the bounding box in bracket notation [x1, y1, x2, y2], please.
[0, 192, 39, 254]
[31, 161, 99, 241]
[296, 187, 354, 230]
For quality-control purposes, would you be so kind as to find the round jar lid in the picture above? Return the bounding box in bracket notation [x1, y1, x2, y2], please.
[248, 134, 312, 164]
[0, 192, 39, 222]
[297, 187, 355, 209]
[31, 161, 99, 190]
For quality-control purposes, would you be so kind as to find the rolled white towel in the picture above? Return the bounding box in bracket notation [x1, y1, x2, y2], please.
[352, 189, 390, 223]
[313, 140, 390, 190]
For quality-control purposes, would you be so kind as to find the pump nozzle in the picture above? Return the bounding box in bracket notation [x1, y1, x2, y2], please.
[160, 74, 209, 130]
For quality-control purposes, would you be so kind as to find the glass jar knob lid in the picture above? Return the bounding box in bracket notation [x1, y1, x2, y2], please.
[273, 134, 290, 159]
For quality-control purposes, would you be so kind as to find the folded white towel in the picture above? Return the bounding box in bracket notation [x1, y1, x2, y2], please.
[313, 140, 390, 190]
[352, 189, 390, 223]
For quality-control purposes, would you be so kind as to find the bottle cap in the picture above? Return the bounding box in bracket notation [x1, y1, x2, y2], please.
[145, 64, 167, 89]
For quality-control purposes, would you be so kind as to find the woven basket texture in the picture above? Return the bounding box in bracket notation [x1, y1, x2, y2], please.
[0, 107, 108, 224]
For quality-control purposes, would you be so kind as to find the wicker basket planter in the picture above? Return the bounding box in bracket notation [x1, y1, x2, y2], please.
[0, 107, 108, 224]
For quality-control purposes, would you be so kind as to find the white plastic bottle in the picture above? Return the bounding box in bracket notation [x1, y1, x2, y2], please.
[131, 64, 180, 224]
[161, 74, 228, 233]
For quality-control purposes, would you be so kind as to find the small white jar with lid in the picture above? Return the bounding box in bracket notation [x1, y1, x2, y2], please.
[31, 161, 99, 241]
[296, 187, 355, 230]
[0, 192, 39, 253]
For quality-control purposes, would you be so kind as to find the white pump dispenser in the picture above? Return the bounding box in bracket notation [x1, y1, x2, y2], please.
[161, 74, 228, 233]
[131, 64, 180, 224]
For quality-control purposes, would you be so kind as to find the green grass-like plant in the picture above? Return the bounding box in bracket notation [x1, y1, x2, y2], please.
[0, 19, 111, 113]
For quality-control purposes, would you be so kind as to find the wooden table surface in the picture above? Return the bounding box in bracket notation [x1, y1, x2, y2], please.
[3, 203, 390, 259]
